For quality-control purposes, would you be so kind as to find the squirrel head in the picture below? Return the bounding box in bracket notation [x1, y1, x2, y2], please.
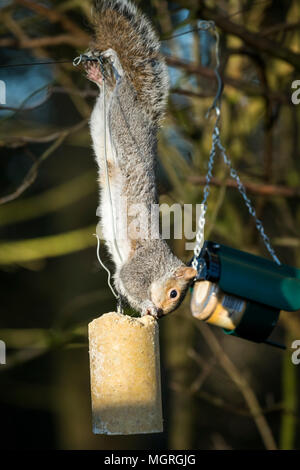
[150, 266, 197, 317]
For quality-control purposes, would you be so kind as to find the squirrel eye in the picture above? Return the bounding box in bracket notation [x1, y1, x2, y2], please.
[169, 289, 178, 299]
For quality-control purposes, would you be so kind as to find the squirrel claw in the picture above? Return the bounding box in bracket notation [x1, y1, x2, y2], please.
[83, 50, 103, 87]
[141, 301, 162, 319]
[85, 63, 103, 87]
[102, 48, 124, 79]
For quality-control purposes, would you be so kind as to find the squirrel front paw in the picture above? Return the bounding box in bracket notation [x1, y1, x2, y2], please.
[140, 300, 162, 319]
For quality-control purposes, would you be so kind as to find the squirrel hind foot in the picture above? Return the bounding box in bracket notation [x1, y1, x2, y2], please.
[84, 48, 123, 87]
[85, 61, 103, 87]
[102, 48, 124, 79]
[91, 0, 169, 124]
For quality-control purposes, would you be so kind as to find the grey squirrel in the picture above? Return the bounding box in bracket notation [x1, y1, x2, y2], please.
[85, 0, 196, 317]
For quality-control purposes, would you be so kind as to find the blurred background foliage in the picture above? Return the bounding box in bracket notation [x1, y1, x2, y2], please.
[0, 0, 300, 450]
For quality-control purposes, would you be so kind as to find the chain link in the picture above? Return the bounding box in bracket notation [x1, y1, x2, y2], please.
[217, 138, 281, 265]
[192, 122, 219, 270]
[192, 21, 281, 268]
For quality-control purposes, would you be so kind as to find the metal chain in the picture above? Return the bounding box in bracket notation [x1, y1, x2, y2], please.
[217, 137, 281, 265]
[192, 22, 281, 268]
[192, 119, 219, 270]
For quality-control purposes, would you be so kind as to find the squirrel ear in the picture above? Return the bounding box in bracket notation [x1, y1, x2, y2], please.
[175, 266, 197, 281]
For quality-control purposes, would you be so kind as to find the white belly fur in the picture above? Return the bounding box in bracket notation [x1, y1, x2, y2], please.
[90, 91, 132, 269]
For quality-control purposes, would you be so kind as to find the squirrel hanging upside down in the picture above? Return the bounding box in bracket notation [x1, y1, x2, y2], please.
[85, 0, 196, 318]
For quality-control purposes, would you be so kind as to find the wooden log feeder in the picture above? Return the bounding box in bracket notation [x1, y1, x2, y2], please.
[88, 312, 163, 435]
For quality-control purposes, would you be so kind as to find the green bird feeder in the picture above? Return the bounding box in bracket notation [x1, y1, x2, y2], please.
[190, 241, 300, 348]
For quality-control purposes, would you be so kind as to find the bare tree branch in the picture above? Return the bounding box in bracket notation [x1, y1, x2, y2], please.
[0, 134, 65, 205]
[0, 119, 88, 204]
[189, 1, 300, 69]
[262, 21, 300, 37]
[14, 0, 90, 41]
[166, 55, 290, 104]
[0, 119, 88, 148]
[188, 175, 300, 198]
[193, 320, 278, 450]
[0, 33, 87, 49]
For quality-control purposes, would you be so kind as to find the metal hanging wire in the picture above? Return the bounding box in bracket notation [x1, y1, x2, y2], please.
[192, 21, 281, 272]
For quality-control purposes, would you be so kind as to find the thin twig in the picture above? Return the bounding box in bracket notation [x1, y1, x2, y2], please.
[165, 55, 290, 104]
[0, 118, 88, 148]
[0, 134, 65, 204]
[171, 87, 215, 99]
[198, 3, 300, 69]
[193, 321, 278, 450]
[170, 375, 295, 419]
[0, 33, 87, 48]
[0, 87, 100, 113]
[262, 21, 300, 37]
[14, 0, 89, 41]
[188, 175, 300, 198]
[0, 119, 87, 204]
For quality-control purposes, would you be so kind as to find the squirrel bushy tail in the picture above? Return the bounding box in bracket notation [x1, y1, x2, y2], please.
[91, 0, 169, 123]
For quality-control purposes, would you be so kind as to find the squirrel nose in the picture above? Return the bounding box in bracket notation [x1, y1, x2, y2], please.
[156, 308, 164, 318]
